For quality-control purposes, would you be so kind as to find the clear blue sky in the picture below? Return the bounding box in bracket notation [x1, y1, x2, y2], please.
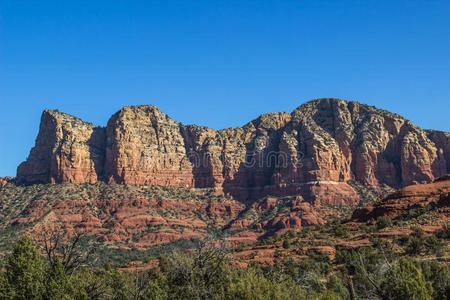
[1, 0, 449, 176]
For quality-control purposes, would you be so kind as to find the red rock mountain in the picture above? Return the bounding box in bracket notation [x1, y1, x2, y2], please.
[17, 98, 450, 205]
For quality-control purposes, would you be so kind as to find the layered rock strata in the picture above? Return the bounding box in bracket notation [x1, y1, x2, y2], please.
[351, 175, 450, 222]
[17, 110, 105, 184]
[17, 99, 450, 205]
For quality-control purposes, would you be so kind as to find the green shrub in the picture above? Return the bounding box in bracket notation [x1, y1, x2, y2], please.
[381, 258, 432, 300]
[376, 216, 393, 230]
[435, 224, 450, 240]
[159, 244, 229, 300]
[282, 239, 290, 249]
[332, 223, 349, 238]
[228, 268, 306, 300]
[424, 235, 446, 256]
[405, 236, 425, 255]
[420, 261, 450, 300]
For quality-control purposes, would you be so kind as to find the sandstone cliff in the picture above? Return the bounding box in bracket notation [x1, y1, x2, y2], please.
[17, 110, 105, 184]
[105, 106, 194, 187]
[17, 99, 450, 205]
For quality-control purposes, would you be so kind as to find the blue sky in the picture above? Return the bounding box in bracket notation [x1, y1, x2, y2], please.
[1, 0, 449, 176]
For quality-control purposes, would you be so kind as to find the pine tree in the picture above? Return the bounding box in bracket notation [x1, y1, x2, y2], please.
[5, 237, 45, 300]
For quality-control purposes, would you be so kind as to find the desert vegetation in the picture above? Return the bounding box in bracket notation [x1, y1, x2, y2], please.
[1, 173, 450, 299]
[0, 222, 449, 300]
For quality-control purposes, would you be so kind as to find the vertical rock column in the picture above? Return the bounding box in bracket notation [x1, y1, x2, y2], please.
[17, 110, 105, 184]
[105, 106, 195, 187]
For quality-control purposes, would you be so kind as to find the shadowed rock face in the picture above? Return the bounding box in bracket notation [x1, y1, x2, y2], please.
[16, 99, 450, 205]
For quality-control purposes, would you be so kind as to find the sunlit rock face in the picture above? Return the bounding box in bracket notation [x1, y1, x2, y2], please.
[17, 98, 450, 205]
[351, 175, 450, 222]
[17, 109, 105, 184]
[104, 105, 195, 187]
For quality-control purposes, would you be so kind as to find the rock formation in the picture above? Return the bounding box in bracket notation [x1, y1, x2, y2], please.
[105, 106, 194, 187]
[17, 110, 105, 184]
[0, 177, 11, 187]
[351, 175, 450, 222]
[1, 183, 246, 250]
[17, 99, 450, 205]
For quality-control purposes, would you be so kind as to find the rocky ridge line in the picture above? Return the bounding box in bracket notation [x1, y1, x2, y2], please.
[17, 98, 450, 205]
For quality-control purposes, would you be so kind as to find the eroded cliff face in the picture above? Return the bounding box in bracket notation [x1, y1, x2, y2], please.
[16, 99, 450, 205]
[427, 130, 450, 175]
[105, 106, 194, 187]
[17, 110, 105, 184]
